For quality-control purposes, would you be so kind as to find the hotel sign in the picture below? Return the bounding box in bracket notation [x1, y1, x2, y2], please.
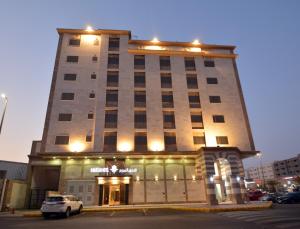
[90, 165, 137, 174]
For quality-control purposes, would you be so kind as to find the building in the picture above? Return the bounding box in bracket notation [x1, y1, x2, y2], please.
[245, 164, 275, 183]
[0, 160, 27, 181]
[27, 27, 258, 208]
[273, 154, 300, 178]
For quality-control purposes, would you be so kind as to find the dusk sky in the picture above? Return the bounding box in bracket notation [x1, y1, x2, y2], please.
[0, 0, 299, 168]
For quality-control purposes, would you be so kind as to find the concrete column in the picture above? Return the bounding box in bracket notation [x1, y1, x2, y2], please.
[239, 177, 248, 202]
[204, 175, 218, 205]
[229, 175, 243, 204]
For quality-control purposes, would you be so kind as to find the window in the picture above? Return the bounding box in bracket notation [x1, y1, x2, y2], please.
[107, 54, 119, 69]
[107, 71, 119, 87]
[216, 136, 229, 145]
[64, 74, 77, 81]
[89, 92, 95, 99]
[134, 55, 145, 69]
[61, 93, 74, 100]
[69, 38, 81, 46]
[213, 115, 225, 123]
[108, 37, 120, 51]
[188, 92, 201, 108]
[164, 132, 177, 151]
[186, 74, 198, 89]
[103, 132, 117, 152]
[134, 72, 146, 88]
[105, 110, 118, 128]
[106, 90, 118, 107]
[92, 56, 98, 62]
[134, 111, 147, 129]
[193, 136, 205, 145]
[209, 96, 221, 103]
[184, 57, 196, 71]
[88, 113, 94, 119]
[67, 56, 79, 63]
[161, 73, 172, 88]
[204, 58, 215, 67]
[191, 113, 203, 129]
[55, 136, 69, 145]
[134, 91, 146, 107]
[206, 77, 218, 84]
[91, 73, 97, 79]
[58, 113, 72, 121]
[163, 111, 176, 129]
[135, 132, 147, 152]
[162, 91, 174, 108]
[160, 56, 171, 70]
[86, 135, 92, 142]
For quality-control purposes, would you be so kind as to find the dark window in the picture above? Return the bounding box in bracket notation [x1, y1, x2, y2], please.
[162, 91, 174, 108]
[186, 74, 198, 89]
[91, 73, 97, 79]
[106, 90, 118, 107]
[69, 39, 80, 46]
[55, 136, 69, 145]
[64, 74, 77, 81]
[92, 56, 98, 62]
[108, 54, 119, 69]
[134, 55, 145, 69]
[89, 92, 95, 98]
[213, 115, 225, 123]
[134, 72, 146, 88]
[164, 132, 177, 151]
[204, 59, 215, 67]
[184, 57, 196, 71]
[86, 135, 92, 142]
[163, 111, 176, 129]
[188, 92, 201, 108]
[206, 77, 218, 84]
[193, 136, 205, 145]
[134, 91, 146, 107]
[107, 71, 119, 87]
[88, 113, 94, 119]
[61, 93, 74, 100]
[108, 37, 120, 51]
[209, 96, 221, 103]
[58, 113, 72, 121]
[216, 136, 229, 145]
[67, 56, 79, 63]
[134, 111, 147, 129]
[105, 110, 118, 128]
[103, 132, 117, 152]
[161, 73, 172, 88]
[160, 56, 171, 70]
[191, 113, 203, 129]
[135, 132, 147, 152]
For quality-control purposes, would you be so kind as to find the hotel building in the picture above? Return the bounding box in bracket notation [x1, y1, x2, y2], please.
[27, 27, 257, 208]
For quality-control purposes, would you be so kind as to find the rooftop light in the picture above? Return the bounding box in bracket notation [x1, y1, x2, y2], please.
[151, 37, 159, 43]
[192, 39, 200, 45]
[86, 25, 94, 32]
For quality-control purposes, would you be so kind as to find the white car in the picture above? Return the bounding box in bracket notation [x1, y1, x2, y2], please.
[41, 195, 83, 218]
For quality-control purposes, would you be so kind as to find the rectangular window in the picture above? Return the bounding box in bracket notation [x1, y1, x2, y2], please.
[161, 73, 172, 88]
[67, 56, 79, 63]
[91, 73, 97, 79]
[164, 132, 177, 151]
[135, 132, 147, 152]
[191, 113, 203, 129]
[88, 113, 94, 119]
[92, 56, 98, 62]
[134, 91, 146, 107]
[163, 111, 176, 129]
[55, 136, 69, 145]
[103, 132, 117, 152]
[188, 92, 201, 108]
[204, 58, 215, 67]
[105, 110, 118, 128]
[61, 93, 74, 100]
[58, 113, 72, 121]
[106, 90, 118, 107]
[107, 54, 119, 69]
[89, 92, 95, 98]
[184, 57, 196, 71]
[69, 39, 80, 46]
[162, 91, 174, 108]
[134, 55, 145, 69]
[193, 136, 205, 145]
[209, 96, 221, 103]
[107, 71, 119, 87]
[216, 136, 229, 145]
[213, 115, 225, 123]
[206, 77, 218, 84]
[64, 74, 77, 81]
[134, 72, 146, 88]
[186, 74, 198, 89]
[86, 135, 92, 142]
[108, 37, 120, 51]
[160, 56, 171, 70]
[134, 111, 147, 129]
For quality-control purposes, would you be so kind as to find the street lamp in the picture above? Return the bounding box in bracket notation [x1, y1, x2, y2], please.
[0, 93, 8, 134]
[256, 152, 265, 189]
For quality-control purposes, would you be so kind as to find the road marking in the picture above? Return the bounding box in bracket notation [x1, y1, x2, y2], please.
[109, 211, 116, 217]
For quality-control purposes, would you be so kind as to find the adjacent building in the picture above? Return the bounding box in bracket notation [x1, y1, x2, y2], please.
[28, 27, 257, 208]
[273, 154, 300, 178]
[245, 164, 275, 182]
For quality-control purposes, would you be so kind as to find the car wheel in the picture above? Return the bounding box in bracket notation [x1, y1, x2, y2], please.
[65, 207, 71, 218]
[78, 205, 83, 214]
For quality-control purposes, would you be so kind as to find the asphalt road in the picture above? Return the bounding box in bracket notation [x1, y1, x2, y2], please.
[1, 204, 300, 229]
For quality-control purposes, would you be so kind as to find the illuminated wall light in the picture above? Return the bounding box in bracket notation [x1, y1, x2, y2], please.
[149, 141, 164, 152]
[144, 45, 165, 51]
[98, 156, 102, 159]
[111, 177, 119, 185]
[124, 177, 130, 184]
[82, 35, 98, 43]
[173, 175, 177, 181]
[236, 176, 241, 182]
[67, 156, 71, 160]
[187, 47, 202, 52]
[86, 25, 94, 32]
[118, 141, 132, 152]
[192, 39, 200, 45]
[154, 175, 159, 181]
[192, 175, 196, 181]
[151, 37, 159, 43]
[98, 177, 105, 185]
[69, 141, 85, 153]
[136, 176, 140, 181]
[209, 176, 214, 183]
[52, 157, 56, 160]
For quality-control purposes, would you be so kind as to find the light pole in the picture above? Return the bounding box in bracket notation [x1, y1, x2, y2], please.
[256, 152, 265, 189]
[0, 93, 8, 134]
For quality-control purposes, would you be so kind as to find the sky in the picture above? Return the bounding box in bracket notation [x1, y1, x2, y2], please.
[0, 0, 299, 169]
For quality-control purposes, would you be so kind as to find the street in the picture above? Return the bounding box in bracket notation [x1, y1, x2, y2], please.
[0, 204, 300, 229]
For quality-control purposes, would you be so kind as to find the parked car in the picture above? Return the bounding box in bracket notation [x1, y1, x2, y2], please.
[41, 195, 83, 218]
[259, 193, 277, 203]
[277, 192, 300, 204]
[248, 190, 264, 201]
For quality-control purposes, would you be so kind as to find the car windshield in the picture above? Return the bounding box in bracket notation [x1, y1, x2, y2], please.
[46, 196, 64, 202]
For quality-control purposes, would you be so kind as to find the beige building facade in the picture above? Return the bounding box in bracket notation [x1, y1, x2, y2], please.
[28, 28, 257, 208]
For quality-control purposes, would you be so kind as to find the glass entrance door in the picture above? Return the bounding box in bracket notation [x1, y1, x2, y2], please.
[109, 185, 120, 205]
